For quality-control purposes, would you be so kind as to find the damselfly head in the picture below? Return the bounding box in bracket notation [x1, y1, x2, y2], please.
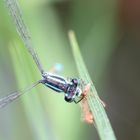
[64, 78, 86, 103]
[73, 79, 89, 103]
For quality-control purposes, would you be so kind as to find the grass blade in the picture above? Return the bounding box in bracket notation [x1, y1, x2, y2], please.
[68, 30, 116, 140]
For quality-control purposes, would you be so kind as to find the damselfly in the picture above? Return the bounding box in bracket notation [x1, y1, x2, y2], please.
[0, 0, 88, 109]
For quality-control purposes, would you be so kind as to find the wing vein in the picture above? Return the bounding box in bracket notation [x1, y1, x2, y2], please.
[5, 0, 44, 74]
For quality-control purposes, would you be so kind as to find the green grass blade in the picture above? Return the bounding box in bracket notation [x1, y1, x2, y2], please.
[68, 30, 116, 140]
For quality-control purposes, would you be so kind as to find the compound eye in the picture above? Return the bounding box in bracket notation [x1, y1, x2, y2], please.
[64, 96, 73, 103]
[72, 79, 78, 84]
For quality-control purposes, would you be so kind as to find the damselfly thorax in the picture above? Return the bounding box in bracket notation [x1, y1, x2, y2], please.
[40, 72, 84, 103]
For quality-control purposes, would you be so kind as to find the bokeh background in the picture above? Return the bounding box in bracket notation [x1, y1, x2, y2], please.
[0, 0, 140, 140]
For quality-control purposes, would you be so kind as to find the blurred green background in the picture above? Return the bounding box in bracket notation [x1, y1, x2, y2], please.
[0, 0, 140, 140]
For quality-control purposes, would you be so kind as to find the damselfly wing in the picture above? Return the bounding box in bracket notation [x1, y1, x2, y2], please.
[5, 0, 44, 74]
[0, 81, 40, 109]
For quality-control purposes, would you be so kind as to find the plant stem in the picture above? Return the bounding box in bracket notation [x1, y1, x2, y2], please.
[68, 30, 116, 140]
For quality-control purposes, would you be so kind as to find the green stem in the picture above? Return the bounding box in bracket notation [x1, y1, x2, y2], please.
[68, 30, 116, 140]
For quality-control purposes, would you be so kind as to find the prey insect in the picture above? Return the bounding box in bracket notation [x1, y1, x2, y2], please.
[79, 84, 94, 124]
[0, 0, 89, 109]
[79, 84, 106, 124]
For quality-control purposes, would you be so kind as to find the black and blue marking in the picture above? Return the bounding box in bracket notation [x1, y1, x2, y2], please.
[40, 73, 83, 103]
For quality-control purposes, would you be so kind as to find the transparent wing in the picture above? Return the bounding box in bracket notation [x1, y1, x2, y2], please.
[0, 63, 63, 109]
[5, 0, 44, 74]
[0, 81, 40, 109]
